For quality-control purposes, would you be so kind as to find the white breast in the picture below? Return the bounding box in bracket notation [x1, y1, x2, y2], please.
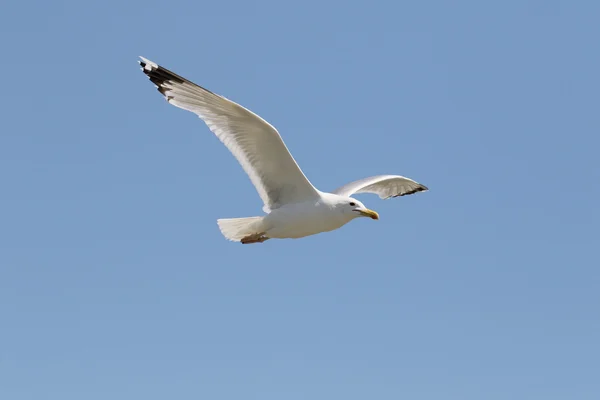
[263, 200, 351, 239]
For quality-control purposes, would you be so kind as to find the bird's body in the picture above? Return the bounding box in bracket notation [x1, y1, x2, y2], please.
[138, 57, 428, 244]
[254, 193, 365, 239]
[217, 192, 376, 243]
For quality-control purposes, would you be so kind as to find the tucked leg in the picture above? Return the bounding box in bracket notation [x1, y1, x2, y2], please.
[240, 233, 270, 244]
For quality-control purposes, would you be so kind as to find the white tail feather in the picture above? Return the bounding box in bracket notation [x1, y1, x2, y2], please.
[217, 216, 264, 242]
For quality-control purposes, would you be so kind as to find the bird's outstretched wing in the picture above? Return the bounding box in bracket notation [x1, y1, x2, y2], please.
[332, 175, 428, 199]
[138, 57, 319, 213]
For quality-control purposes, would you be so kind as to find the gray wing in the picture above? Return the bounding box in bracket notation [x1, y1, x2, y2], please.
[138, 57, 320, 213]
[332, 175, 428, 199]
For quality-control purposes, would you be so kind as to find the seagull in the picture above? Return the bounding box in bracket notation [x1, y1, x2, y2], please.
[138, 57, 428, 244]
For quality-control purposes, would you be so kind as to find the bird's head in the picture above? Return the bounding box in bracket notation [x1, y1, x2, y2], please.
[339, 197, 379, 220]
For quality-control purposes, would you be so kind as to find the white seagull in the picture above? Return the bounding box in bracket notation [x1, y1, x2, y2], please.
[138, 57, 428, 244]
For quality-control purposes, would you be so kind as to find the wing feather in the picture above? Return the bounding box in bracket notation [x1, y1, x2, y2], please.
[138, 57, 319, 212]
[332, 175, 428, 199]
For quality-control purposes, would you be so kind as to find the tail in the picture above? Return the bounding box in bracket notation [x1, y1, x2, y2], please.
[217, 216, 265, 242]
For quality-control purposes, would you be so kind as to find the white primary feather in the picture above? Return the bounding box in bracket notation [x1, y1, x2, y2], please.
[138, 57, 319, 213]
[332, 175, 428, 199]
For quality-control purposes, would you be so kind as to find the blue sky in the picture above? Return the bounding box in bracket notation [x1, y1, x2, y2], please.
[1, 0, 599, 399]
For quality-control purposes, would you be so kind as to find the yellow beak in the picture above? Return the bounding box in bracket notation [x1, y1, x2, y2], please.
[358, 209, 380, 220]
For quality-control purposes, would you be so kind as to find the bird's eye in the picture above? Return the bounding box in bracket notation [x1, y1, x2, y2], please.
[349, 202, 356, 206]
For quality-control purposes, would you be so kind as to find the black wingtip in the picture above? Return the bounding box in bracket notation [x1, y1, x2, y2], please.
[137, 57, 218, 98]
[391, 185, 429, 198]
[138, 57, 185, 89]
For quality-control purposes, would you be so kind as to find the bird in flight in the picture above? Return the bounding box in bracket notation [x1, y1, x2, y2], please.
[138, 57, 428, 244]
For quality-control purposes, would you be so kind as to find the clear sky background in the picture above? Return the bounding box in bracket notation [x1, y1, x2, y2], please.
[1, 1, 599, 399]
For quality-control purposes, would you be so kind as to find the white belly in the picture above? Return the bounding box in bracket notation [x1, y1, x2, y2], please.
[263, 201, 351, 239]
